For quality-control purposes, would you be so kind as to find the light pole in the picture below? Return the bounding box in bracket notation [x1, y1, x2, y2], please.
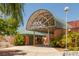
[64, 7, 70, 50]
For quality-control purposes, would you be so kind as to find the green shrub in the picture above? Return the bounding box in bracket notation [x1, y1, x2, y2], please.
[49, 35, 63, 47]
[50, 31, 79, 50]
[14, 34, 24, 46]
[68, 47, 79, 51]
[50, 40, 57, 47]
[59, 32, 79, 48]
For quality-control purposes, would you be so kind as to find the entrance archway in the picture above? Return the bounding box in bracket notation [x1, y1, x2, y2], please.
[26, 9, 66, 46]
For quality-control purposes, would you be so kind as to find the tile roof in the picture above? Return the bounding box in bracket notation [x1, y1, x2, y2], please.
[68, 20, 79, 28]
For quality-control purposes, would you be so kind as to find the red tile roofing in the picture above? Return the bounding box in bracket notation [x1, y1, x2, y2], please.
[68, 20, 79, 28]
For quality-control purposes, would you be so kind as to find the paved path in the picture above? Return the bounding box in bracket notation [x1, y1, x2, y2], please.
[0, 46, 64, 56]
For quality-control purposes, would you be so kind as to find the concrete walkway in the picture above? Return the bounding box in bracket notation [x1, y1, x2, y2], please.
[0, 46, 64, 56]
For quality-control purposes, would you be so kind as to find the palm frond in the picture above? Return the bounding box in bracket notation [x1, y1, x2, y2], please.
[0, 3, 24, 25]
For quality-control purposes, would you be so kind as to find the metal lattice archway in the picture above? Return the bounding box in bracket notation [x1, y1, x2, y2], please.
[26, 9, 56, 33]
[26, 9, 66, 45]
[26, 9, 57, 45]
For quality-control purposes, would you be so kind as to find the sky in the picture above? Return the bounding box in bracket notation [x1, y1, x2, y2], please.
[17, 3, 79, 33]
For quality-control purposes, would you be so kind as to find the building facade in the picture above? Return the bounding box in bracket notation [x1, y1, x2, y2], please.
[68, 20, 79, 32]
[22, 9, 79, 46]
[24, 9, 66, 46]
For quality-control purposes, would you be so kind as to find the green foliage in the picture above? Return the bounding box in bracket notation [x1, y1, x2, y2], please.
[0, 19, 6, 34]
[14, 34, 24, 46]
[50, 31, 79, 50]
[0, 17, 19, 35]
[59, 32, 79, 48]
[68, 47, 79, 51]
[5, 17, 19, 35]
[49, 35, 63, 47]
[0, 3, 24, 24]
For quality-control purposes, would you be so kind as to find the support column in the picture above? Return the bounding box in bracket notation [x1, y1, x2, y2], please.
[48, 28, 50, 46]
[33, 31, 35, 45]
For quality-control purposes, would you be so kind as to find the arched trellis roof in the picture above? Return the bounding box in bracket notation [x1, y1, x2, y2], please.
[26, 9, 70, 33]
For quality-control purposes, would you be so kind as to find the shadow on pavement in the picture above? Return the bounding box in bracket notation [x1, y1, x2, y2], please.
[0, 50, 27, 56]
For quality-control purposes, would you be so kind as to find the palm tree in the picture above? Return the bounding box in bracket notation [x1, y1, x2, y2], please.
[0, 3, 24, 24]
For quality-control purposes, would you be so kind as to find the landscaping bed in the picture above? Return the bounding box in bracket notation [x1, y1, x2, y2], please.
[49, 31, 79, 51]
